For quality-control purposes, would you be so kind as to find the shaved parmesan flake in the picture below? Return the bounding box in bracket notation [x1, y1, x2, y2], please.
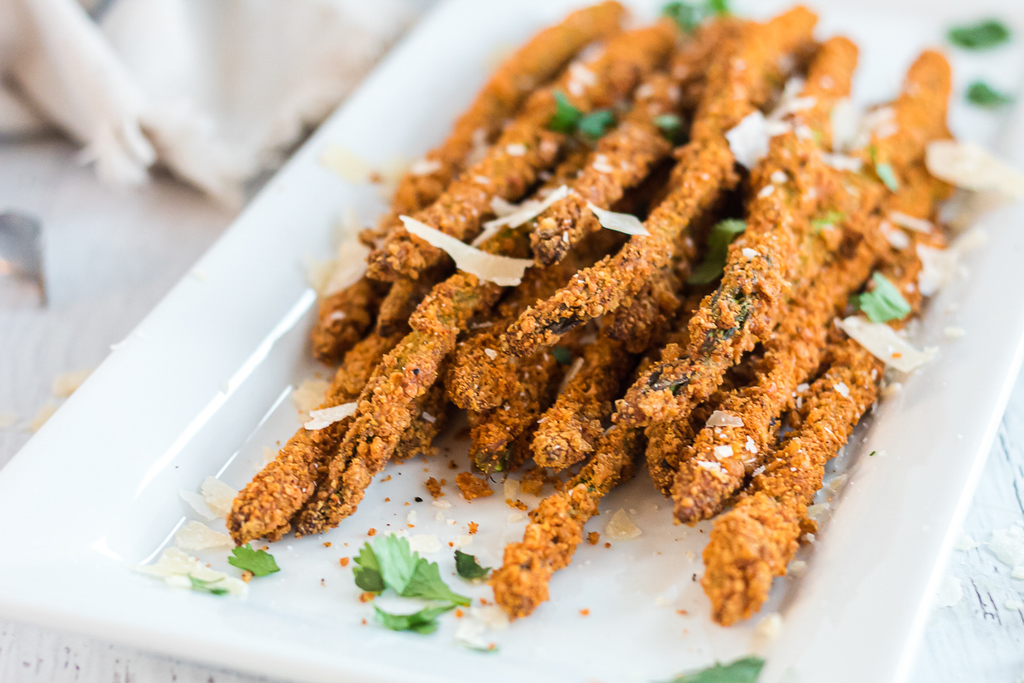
[934, 575, 962, 608]
[52, 368, 94, 398]
[745, 437, 758, 454]
[741, 248, 758, 260]
[506, 143, 526, 157]
[201, 477, 238, 518]
[707, 411, 743, 428]
[606, 509, 642, 540]
[758, 185, 775, 199]
[455, 605, 508, 652]
[726, 111, 771, 169]
[401, 216, 533, 286]
[586, 202, 648, 236]
[830, 98, 861, 151]
[323, 243, 371, 297]
[880, 221, 911, 249]
[821, 153, 862, 172]
[696, 460, 728, 478]
[770, 170, 787, 184]
[175, 520, 233, 551]
[483, 348, 498, 360]
[489, 196, 518, 217]
[833, 382, 850, 398]
[410, 158, 442, 176]
[503, 478, 520, 501]
[889, 211, 933, 233]
[713, 444, 734, 459]
[304, 402, 357, 430]
[478, 185, 569, 235]
[319, 144, 372, 183]
[292, 378, 329, 416]
[179, 490, 216, 521]
[134, 548, 246, 595]
[837, 316, 936, 373]
[927, 141, 1024, 197]
[407, 534, 441, 554]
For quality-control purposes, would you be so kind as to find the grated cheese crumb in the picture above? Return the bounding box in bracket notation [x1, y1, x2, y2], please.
[833, 382, 850, 398]
[605, 509, 642, 541]
[707, 410, 743, 428]
[754, 613, 783, 641]
[713, 444, 734, 459]
[741, 248, 758, 260]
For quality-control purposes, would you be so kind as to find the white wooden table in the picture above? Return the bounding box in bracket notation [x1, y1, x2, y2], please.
[1, 135, 1022, 683]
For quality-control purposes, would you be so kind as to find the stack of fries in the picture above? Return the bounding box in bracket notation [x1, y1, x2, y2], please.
[227, 1, 957, 626]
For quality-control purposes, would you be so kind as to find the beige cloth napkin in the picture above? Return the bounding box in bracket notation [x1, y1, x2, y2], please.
[0, 0, 421, 206]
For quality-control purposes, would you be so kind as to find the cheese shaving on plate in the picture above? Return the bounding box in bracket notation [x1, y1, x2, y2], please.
[916, 229, 984, 296]
[926, 141, 1024, 197]
[174, 520, 233, 551]
[401, 216, 533, 286]
[304, 402, 358, 430]
[587, 203, 649, 235]
[836, 316, 936, 373]
[200, 477, 238, 518]
[134, 547, 246, 595]
[605, 508, 642, 540]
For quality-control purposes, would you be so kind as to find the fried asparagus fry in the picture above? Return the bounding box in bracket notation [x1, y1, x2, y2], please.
[375, 265, 450, 337]
[529, 20, 734, 265]
[368, 21, 677, 282]
[503, 8, 818, 358]
[491, 424, 644, 619]
[392, 377, 450, 462]
[227, 332, 400, 545]
[309, 3, 625, 362]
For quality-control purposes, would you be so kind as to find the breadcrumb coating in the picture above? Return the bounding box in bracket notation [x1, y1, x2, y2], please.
[502, 9, 818, 358]
[311, 279, 386, 364]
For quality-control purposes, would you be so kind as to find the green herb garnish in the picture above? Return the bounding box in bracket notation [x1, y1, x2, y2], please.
[188, 575, 229, 596]
[811, 210, 845, 231]
[551, 346, 573, 365]
[353, 535, 470, 605]
[662, 0, 731, 34]
[578, 109, 616, 139]
[687, 219, 746, 285]
[228, 544, 280, 577]
[654, 113, 685, 144]
[966, 81, 1014, 107]
[869, 450, 877, 456]
[857, 272, 911, 323]
[455, 550, 492, 580]
[876, 163, 899, 192]
[550, 91, 583, 133]
[666, 656, 766, 683]
[373, 603, 456, 635]
[948, 19, 1011, 50]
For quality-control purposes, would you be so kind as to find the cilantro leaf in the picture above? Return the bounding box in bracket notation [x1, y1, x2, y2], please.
[405, 559, 472, 605]
[550, 91, 583, 133]
[810, 210, 845, 231]
[662, 0, 730, 34]
[948, 19, 1011, 50]
[966, 81, 1014, 108]
[654, 113, 684, 144]
[188, 575, 229, 596]
[551, 346, 573, 365]
[666, 656, 766, 683]
[857, 272, 911, 323]
[578, 109, 616, 139]
[353, 542, 385, 593]
[455, 550, 492, 580]
[373, 603, 456, 635]
[687, 219, 746, 284]
[228, 544, 280, 577]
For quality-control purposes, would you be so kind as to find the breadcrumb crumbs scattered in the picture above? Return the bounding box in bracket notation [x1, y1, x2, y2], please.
[340, 557, 350, 567]
[323, 542, 332, 548]
[384, 498, 390, 502]
[359, 591, 376, 602]
[241, 570, 254, 583]
[425, 477, 446, 499]
[455, 609, 464, 618]
[456, 472, 494, 501]
[604, 542, 611, 549]
[677, 609, 689, 616]
[479, 597, 491, 606]
[361, 618, 367, 625]
[579, 609, 590, 616]
[383, 475, 392, 482]
[367, 528, 377, 537]
[506, 498, 528, 511]
[588, 532, 600, 545]
[468, 522, 479, 535]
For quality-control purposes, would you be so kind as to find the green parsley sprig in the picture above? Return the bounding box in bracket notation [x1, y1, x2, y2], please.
[966, 81, 1014, 108]
[454, 550, 492, 580]
[687, 219, 746, 285]
[662, 0, 730, 34]
[654, 113, 685, 144]
[188, 575, 230, 596]
[810, 210, 845, 232]
[228, 544, 280, 577]
[352, 535, 470, 634]
[665, 656, 766, 683]
[857, 272, 911, 323]
[548, 91, 616, 140]
[948, 19, 1011, 50]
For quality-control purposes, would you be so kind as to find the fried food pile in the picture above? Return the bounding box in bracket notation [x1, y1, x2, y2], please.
[228, 2, 957, 627]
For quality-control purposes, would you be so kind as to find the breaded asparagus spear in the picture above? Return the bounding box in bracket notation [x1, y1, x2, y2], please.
[502, 8, 818, 358]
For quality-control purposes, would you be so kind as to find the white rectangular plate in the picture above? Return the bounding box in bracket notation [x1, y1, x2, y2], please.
[2, 1, 1024, 681]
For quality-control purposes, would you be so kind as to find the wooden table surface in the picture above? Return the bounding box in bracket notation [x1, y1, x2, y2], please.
[1, 136, 1022, 683]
